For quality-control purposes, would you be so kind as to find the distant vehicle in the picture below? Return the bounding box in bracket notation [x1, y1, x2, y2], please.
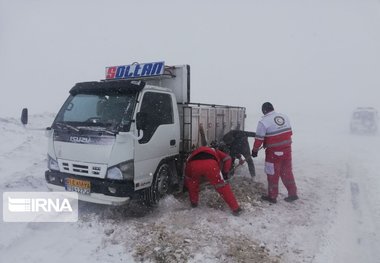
[350, 107, 379, 134]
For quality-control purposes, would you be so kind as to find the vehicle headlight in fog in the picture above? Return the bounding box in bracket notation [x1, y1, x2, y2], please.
[106, 160, 134, 181]
[48, 155, 60, 171]
[107, 167, 123, 180]
[119, 160, 134, 180]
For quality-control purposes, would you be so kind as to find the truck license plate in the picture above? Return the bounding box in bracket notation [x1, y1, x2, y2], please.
[65, 178, 91, 195]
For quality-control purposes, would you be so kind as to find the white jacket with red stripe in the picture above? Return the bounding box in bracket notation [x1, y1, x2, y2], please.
[253, 111, 293, 153]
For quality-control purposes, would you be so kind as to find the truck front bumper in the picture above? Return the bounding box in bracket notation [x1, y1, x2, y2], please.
[45, 170, 137, 206]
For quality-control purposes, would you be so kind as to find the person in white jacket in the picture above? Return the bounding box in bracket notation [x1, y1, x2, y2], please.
[251, 102, 298, 203]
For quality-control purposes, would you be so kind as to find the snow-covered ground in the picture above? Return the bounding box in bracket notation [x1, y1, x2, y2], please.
[0, 113, 379, 263]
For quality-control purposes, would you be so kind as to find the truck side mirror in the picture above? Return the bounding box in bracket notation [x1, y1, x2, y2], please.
[21, 108, 28, 125]
[136, 112, 147, 131]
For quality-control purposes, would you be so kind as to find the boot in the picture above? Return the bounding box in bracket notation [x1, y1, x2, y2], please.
[232, 207, 243, 216]
[261, 195, 277, 204]
[284, 195, 299, 202]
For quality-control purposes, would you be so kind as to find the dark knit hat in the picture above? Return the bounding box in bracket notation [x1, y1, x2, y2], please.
[262, 102, 274, 114]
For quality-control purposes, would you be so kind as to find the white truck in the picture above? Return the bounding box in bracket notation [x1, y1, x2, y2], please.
[22, 62, 246, 206]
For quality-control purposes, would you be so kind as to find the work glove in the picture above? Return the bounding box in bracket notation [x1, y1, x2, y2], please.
[223, 170, 235, 180]
[251, 150, 258, 158]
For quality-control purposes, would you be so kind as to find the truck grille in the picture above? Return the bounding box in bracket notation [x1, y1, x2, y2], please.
[58, 159, 107, 178]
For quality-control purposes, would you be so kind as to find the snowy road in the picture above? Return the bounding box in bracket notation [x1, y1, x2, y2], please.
[0, 114, 379, 263]
[313, 132, 380, 263]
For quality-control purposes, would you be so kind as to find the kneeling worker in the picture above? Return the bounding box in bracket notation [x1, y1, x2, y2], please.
[185, 146, 242, 216]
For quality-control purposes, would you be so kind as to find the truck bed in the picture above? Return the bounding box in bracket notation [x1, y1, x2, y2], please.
[178, 102, 246, 155]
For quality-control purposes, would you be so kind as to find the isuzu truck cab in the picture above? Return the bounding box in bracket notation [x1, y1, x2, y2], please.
[23, 62, 246, 206]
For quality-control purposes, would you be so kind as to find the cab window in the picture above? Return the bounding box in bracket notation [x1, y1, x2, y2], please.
[139, 92, 174, 143]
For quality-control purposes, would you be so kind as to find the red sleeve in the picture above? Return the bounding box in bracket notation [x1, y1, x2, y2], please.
[253, 138, 264, 151]
[216, 150, 232, 173]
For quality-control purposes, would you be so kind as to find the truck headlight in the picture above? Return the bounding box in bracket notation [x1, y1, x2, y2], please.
[119, 160, 134, 180]
[107, 167, 123, 180]
[106, 160, 134, 180]
[48, 155, 59, 171]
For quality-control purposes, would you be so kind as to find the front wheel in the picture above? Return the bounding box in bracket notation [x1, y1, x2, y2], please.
[142, 163, 171, 206]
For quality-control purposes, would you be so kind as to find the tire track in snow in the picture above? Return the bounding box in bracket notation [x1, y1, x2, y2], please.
[0, 118, 32, 157]
[313, 161, 380, 263]
[345, 162, 379, 263]
[0, 127, 47, 187]
[0, 148, 47, 189]
[347, 134, 380, 263]
[0, 135, 33, 158]
[2, 161, 47, 191]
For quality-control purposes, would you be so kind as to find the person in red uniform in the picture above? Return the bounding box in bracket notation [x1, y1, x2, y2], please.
[185, 146, 242, 216]
[251, 102, 298, 203]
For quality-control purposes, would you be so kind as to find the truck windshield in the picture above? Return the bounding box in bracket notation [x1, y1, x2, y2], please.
[353, 111, 375, 121]
[54, 93, 137, 133]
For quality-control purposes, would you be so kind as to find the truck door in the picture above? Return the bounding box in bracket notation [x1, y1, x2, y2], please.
[134, 91, 179, 189]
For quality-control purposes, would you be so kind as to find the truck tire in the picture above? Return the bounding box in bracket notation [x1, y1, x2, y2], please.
[142, 163, 171, 206]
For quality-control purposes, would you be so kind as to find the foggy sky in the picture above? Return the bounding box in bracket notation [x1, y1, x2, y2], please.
[1, 0, 380, 123]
